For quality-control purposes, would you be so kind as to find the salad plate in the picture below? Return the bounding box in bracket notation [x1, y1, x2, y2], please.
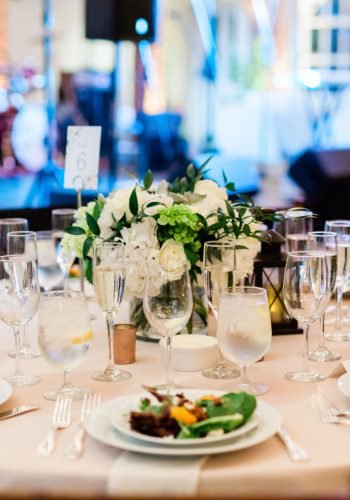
[85, 395, 281, 456]
[110, 389, 260, 446]
[337, 373, 350, 398]
[0, 379, 13, 406]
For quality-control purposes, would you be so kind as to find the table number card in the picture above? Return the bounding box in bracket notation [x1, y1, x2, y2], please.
[64, 126, 102, 191]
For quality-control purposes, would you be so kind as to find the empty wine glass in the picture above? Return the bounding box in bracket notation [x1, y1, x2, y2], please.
[92, 241, 131, 382]
[143, 259, 193, 393]
[307, 231, 340, 361]
[52, 209, 76, 291]
[36, 231, 64, 291]
[285, 208, 314, 252]
[0, 255, 41, 386]
[39, 290, 92, 400]
[324, 220, 350, 341]
[0, 218, 28, 255]
[7, 231, 41, 359]
[283, 251, 332, 382]
[217, 286, 272, 395]
[202, 241, 240, 379]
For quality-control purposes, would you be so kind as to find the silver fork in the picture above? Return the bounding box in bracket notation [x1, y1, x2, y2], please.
[311, 386, 350, 419]
[63, 392, 101, 460]
[311, 389, 350, 426]
[37, 396, 72, 457]
[277, 426, 310, 462]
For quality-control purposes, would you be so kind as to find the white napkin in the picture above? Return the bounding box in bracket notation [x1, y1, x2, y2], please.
[107, 452, 208, 497]
[329, 360, 350, 378]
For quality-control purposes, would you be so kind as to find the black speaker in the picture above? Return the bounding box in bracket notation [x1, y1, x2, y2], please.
[85, 0, 157, 42]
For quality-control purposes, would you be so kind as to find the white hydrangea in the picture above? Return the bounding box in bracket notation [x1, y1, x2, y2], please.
[189, 179, 228, 218]
[225, 221, 262, 282]
[61, 201, 96, 259]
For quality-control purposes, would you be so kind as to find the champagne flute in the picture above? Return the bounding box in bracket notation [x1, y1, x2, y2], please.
[7, 231, 41, 359]
[283, 251, 332, 382]
[143, 259, 193, 393]
[39, 290, 92, 400]
[285, 208, 313, 252]
[202, 241, 240, 379]
[51, 209, 76, 291]
[324, 220, 350, 341]
[217, 286, 272, 395]
[307, 231, 340, 361]
[92, 241, 131, 382]
[0, 255, 41, 386]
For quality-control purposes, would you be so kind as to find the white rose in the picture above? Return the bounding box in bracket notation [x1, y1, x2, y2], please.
[189, 179, 228, 218]
[156, 240, 187, 274]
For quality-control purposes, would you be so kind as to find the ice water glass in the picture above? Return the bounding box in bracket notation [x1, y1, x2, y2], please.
[143, 260, 193, 393]
[217, 286, 272, 395]
[52, 209, 76, 291]
[39, 290, 92, 400]
[283, 251, 332, 382]
[0, 255, 41, 386]
[0, 218, 28, 255]
[285, 208, 314, 252]
[36, 231, 64, 291]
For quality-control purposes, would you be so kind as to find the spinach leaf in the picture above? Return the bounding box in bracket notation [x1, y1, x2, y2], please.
[204, 392, 256, 421]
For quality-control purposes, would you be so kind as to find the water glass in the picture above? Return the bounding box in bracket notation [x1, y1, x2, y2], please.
[92, 241, 131, 382]
[39, 290, 92, 400]
[0, 218, 28, 255]
[36, 231, 64, 291]
[52, 209, 76, 290]
[217, 286, 272, 395]
[285, 208, 314, 252]
[143, 259, 193, 393]
[0, 255, 41, 386]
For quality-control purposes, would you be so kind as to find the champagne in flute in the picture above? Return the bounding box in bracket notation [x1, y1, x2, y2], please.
[93, 265, 125, 313]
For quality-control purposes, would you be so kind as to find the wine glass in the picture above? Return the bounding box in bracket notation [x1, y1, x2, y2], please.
[143, 259, 193, 393]
[285, 208, 314, 252]
[7, 231, 41, 359]
[92, 241, 131, 382]
[0, 255, 41, 386]
[324, 220, 350, 341]
[202, 241, 240, 379]
[51, 209, 76, 291]
[36, 231, 64, 292]
[39, 290, 92, 400]
[307, 231, 340, 361]
[283, 251, 332, 382]
[0, 218, 28, 255]
[217, 286, 272, 395]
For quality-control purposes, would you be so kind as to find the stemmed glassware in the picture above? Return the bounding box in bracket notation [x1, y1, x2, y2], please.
[217, 286, 272, 395]
[143, 259, 193, 393]
[36, 231, 64, 292]
[283, 251, 333, 382]
[285, 208, 314, 252]
[0, 255, 41, 386]
[7, 230, 41, 359]
[51, 209, 76, 291]
[92, 241, 131, 382]
[39, 290, 92, 400]
[324, 220, 350, 341]
[307, 231, 340, 361]
[202, 241, 240, 379]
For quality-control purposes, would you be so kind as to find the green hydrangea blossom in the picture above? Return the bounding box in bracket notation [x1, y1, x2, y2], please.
[157, 204, 202, 251]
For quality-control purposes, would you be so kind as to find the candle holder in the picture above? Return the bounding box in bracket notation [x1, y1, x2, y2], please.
[113, 324, 137, 364]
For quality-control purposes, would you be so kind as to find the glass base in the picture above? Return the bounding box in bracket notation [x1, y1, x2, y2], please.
[8, 345, 41, 359]
[325, 332, 350, 342]
[5, 373, 41, 387]
[285, 370, 326, 383]
[92, 367, 131, 382]
[150, 381, 181, 392]
[43, 385, 90, 401]
[202, 366, 240, 380]
[221, 380, 269, 396]
[308, 347, 341, 362]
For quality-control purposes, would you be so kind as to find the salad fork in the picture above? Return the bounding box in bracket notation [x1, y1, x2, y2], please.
[311, 390, 350, 426]
[37, 396, 72, 457]
[311, 386, 350, 419]
[63, 392, 101, 460]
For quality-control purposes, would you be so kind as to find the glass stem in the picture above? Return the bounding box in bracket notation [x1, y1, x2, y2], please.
[63, 272, 68, 291]
[240, 364, 250, 385]
[13, 326, 23, 376]
[105, 312, 115, 373]
[302, 323, 310, 372]
[165, 336, 172, 395]
[319, 315, 326, 349]
[335, 284, 343, 333]
[63, 369, 73, 388]
[21, 326, 29, 348]
[216, 348, 226, 368]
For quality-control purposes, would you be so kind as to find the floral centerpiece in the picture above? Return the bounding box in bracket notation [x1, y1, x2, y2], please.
[63, 158, 274, 335]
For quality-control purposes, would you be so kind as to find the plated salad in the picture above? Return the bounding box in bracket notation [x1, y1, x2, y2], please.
[129, 387, 257, 440]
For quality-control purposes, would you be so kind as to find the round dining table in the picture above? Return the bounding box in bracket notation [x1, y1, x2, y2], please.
[1, 296, 350, 499]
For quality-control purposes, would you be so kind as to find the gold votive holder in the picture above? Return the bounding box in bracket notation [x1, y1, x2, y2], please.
[113, 324, 137, 364]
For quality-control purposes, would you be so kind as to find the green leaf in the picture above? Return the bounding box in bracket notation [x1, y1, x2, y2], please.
[197, 155, 213, 173]
[84, 258, 93, 284]
[143, 170, 154, 190]
[86, 212, 100, 236]
[186, 163, 196, 179]
[225, 201, 235, 218]
[196, 213, 207, 229]
[93, 199, 102, 220]
[83, 236, 94, 259]
[186, 414, 244, 437]
[205, 392, 256, 421]
[184, 245, 199, 266]
[222, 169, 228, 184]
[225, 182, 236, 192]
[129, 187, 139, 216]
[65, 226, 86, 236]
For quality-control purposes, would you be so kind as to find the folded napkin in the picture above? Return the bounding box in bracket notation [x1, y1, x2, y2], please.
[329, 360, 350, 378]
[107, 452, 208, 497]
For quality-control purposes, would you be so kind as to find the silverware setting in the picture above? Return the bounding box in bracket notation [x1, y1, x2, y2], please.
[64, 392, 101, 460]
[37, 396, 72, 457]
[277, 425, 310, 462]
[0, 404, 40, 421]
[311, 386, 350, 426]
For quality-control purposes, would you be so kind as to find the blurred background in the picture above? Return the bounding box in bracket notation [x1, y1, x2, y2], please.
[0, 0, 350, 226]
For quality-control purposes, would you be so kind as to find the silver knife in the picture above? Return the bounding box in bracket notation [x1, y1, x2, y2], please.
[0, 405, 40, 420]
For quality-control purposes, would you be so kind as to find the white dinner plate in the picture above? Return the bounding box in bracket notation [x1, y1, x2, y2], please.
[85, 397, 281, 456]
[0, 379, 13, 406]
[110, 389, 260, 446]
[337, 373, 350, 398]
